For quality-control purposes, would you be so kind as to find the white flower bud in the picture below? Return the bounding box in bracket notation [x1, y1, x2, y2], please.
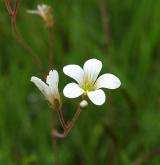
[79, 100, 88, 109]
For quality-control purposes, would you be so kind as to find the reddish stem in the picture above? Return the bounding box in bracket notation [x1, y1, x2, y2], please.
[5, 0, 18, 16]
[5, 0, 13, 15]
[5, 0, 45, 72]
[57, 109, 67, 130]
[11, 18, 44, 71]
[54, 106, 82, 138]
[67, 106, 82, 130]
[13, 0, 19, 11]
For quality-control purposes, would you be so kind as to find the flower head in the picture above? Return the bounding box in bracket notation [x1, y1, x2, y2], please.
[31, 70, 61, 110]
[27, 4, 54, 28]
[63, 59, 121, 105]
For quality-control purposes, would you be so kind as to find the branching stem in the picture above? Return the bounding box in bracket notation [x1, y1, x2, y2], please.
[54, 106, 83, 138]
[5, 0, 45, 72]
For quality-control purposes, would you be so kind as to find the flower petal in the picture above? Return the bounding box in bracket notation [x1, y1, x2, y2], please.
[83, 59, 102, 83]
[63, 65, 84, 84]
[87, 89, 106, 105]
[26, 10, 39, 14]
[31, 76, 49, 96]
[46, 70, 59, 94]
[95, 73, 121, 89]
[37, 4, 48, 10]
[63, 83, 84, 98]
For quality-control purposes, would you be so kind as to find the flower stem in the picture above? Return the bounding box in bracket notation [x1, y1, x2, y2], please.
[57, 109, 67, 130]
[51, 110, 60, 165]
[5, 0, 19, 15]
[66, 106, 82, 131]
[54, 106, 83, 138]
[12, 19, 45, 72]
[5, 0, 13, 15]
[5, 0, 45, 72]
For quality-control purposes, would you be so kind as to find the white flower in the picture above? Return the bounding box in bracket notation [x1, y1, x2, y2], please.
[31, 70, 61, 109]
[27, 4, 49, 16]
[27, 4, 53, 28]
[63, 59, 121, 106]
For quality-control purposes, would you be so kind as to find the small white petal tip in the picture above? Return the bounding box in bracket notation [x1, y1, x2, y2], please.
[30, 76, 37, 82]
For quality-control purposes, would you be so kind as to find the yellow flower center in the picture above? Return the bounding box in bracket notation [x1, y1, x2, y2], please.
[80, 78, 96, 92]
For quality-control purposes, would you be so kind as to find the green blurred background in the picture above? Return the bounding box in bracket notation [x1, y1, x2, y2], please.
[0, 0, 160, 164]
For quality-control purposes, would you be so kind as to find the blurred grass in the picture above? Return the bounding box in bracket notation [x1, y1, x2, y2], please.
[0, 0, 160, 164]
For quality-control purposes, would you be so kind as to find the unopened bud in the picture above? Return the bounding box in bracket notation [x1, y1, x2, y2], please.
[79, 100, 88, 109]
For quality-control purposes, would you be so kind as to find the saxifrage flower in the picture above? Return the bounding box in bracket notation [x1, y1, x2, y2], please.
[63, 59, 121, 105]
[27, 4, 53, 28]
[31, 70, 61, 109]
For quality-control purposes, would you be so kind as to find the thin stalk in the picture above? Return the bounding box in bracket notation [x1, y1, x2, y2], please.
[66, 106, 82, 131]
[5, 1, 60, 163]
[57, 109, 67, 130]
[5, 0, 13, 15]
[54, 106, 83, 138]
[13, 0, 19, 15]
[5, 0, 45, 72]
[51, 110, 60, 165]
[11, 18, 45, 72]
